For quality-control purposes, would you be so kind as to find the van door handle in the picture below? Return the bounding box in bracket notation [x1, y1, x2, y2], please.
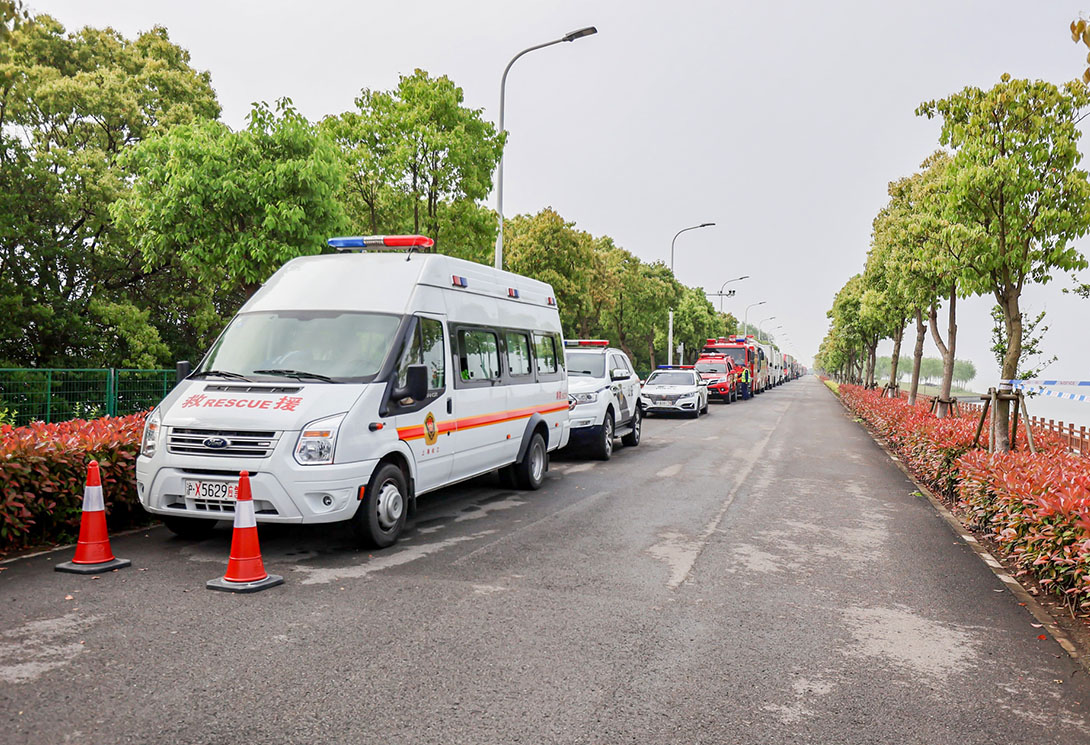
[447, 399, 453, 414]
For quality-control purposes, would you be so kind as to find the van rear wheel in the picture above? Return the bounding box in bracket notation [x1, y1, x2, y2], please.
[514, 432, 547, 490]
[353, 462, 407, 549]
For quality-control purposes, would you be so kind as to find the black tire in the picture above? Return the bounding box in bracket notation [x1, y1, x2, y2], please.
[593, 410, 615, 460]
[621, 407, 642, 447]
[514, 432, 548, 490]
[352, 462, 408, 549]
[700, 397, 709, 414]
[688, 405, 700, 419]
[162, 515, 217, 540]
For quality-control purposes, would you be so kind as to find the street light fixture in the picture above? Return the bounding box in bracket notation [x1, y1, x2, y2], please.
[493, 26, 598, 270]
[758, 316, 776, 342]
[715, 275, 748, 312]
[667, 222, 715, 365]
[742, 300, 765, 337]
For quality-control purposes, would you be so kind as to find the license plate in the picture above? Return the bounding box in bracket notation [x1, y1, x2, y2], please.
[184, 479, 238, 501]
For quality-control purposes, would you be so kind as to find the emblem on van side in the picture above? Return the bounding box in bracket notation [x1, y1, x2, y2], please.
[423, 412, 439, 446]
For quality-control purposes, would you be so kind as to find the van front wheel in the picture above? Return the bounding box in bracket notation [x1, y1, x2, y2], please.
[353, 462, 408, 548]
[514, 432, 547, 490]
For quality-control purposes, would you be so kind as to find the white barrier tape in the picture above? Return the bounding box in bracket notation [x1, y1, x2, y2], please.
[1004, 379, 1090, 387]
[1019, 385, 1090, 404]
[82, 484, 104, 512]
[234, 499, 257, 529]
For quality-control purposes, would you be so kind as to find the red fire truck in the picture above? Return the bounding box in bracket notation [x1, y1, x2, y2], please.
[699, 336, 767, 394]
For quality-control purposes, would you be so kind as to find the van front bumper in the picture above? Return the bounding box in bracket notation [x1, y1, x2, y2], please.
[136, 456, 379, 524]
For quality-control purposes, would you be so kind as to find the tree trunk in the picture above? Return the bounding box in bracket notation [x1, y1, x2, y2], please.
[647, 336, 657, 371]
[908, 309, 925, 405]
[927, 283, 957, 418]
[864, 341, 877, 389]
[993, 289, 1022, 452]
[886, 321, 904, 397]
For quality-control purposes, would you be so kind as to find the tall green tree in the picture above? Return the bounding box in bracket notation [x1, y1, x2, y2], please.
[919, 75, 1090, 449]
[0, 14, 219, 366]
[321, 70, 503, 259]
[113, 99, 347, 294]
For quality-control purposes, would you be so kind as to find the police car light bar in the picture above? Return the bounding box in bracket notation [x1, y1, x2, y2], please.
[563, 339, 609, 348]
[657, 365, 695, 369]
[452, 275, 469, 288]
[508, 288, 520, 298]
[327, 235, 436, 251]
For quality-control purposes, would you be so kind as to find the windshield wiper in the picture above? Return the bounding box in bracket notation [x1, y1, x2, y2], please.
[252, 369, 341, 383]
[189, 370, 252, 381]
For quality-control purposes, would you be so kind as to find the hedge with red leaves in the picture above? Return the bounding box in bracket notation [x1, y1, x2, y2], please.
[838, 384, 1090, 610]
[0, 413, 151, 554]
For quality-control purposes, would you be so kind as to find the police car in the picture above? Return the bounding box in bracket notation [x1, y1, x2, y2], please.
[563, 340, 642, 460]
[640, 366, 709, 418]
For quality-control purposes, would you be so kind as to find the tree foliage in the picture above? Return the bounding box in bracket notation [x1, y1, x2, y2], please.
[0, 14, 219, 366]
[114, 99, 348, 291]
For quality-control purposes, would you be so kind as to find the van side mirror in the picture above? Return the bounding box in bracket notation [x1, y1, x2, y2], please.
[610, 368, 628, 381]
[176, 360, 191, 383]
[392, 364, 428, 404]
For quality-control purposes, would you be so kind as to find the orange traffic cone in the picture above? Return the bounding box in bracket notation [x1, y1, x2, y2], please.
[206, 471, 283, 593]
[55, 461, 131, 574]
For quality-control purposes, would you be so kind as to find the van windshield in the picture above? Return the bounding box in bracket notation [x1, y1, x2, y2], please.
[197, 311, 402, 383]
[694, 361, 728, 374]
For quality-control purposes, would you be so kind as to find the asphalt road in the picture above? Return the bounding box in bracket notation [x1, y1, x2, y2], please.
[2, 376, 1088, 744]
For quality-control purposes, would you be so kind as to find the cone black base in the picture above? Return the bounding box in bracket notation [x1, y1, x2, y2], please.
[55, 557, 131, 574]
[206, 574, 284, 593]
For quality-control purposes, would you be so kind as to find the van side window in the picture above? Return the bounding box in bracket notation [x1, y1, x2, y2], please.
[459, 329, 500, 382]
[534, 333, 558, 374]
[505, 331, 532, 377]
[397, 317, 445, 393]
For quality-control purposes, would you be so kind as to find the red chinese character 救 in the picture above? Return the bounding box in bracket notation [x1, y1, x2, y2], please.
[181, 394, 206, 409]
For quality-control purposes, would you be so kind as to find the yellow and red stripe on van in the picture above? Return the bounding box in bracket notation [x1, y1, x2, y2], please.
[396, 402, 569, 442]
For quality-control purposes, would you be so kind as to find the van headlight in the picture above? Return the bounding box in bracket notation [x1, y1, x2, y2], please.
[571, 392, 598, 404]
[141, 408, 161, 457]
[294, 414, 345, 465]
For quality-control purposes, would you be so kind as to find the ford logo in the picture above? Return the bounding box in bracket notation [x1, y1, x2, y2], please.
[203, 437, 229, 449]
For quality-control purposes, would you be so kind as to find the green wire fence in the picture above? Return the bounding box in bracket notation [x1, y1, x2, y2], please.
[0, 369, 177, 427]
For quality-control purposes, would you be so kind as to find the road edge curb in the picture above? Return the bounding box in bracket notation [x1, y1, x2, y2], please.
[824, 383, 1088, 675]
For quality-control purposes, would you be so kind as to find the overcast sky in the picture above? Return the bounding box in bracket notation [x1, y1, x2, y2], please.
[31, 0, 1090, 388]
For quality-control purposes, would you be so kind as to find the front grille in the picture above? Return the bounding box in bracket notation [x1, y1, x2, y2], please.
[168, 428, 281, 458]
[649, 393, 682, 402]
[203, 384, 301, 394]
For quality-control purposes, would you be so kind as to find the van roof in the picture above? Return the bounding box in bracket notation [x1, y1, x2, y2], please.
[241, 252, 558, 315]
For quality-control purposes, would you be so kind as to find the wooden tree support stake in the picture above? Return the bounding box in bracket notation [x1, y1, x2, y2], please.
[972, 388, 993, 450]
[1019, 390, 1037, 455]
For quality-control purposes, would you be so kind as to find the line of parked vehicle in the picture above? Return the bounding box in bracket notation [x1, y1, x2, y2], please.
[134, 235, 804, 551]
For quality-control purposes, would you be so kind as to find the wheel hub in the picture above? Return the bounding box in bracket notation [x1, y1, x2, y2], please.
[376, 481, 404, 530]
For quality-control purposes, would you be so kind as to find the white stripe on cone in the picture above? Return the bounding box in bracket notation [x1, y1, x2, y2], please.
[234, 498, 257, 529]
[82, 484, 105, 512]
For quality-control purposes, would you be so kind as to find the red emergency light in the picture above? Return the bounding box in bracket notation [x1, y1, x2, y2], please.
[451, 275, 469, 288]
[507, 288, 520, 298]
[328, 234, 435, 250]
[563, 339, 609, 348]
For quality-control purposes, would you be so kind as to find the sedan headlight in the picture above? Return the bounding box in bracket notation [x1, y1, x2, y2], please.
[294, 413, 345, 466]
[141, 407, 161, 457]
[571, 392, 598, 404]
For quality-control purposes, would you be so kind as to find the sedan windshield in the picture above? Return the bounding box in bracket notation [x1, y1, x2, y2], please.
[645, 371, 696, 386]
[565, 350, 606, 378]
[197, 311, 402, 383]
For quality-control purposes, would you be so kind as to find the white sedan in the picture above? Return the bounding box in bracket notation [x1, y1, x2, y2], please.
[640, 368, 708, 418]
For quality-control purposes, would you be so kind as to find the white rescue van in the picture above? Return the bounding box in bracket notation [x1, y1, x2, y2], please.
[136, 235, 571, 548]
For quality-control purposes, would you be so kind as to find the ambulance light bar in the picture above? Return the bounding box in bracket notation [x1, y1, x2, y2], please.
[563, 340, 609, 348]
[328, 235, 436, 251]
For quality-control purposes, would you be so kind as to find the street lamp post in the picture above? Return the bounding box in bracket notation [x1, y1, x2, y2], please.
[742, 300, 765, 337]
[667, 222, 715, 365]
[757, 316, 776, 342]
[494, 26, 598, 270]
[716, 275, 749, 312]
